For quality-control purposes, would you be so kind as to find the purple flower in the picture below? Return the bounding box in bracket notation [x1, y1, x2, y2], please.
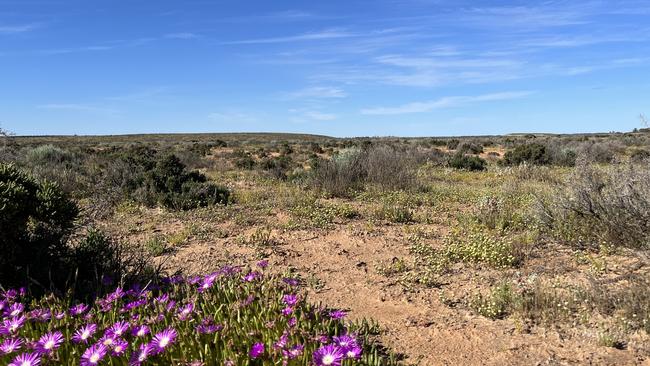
[176, 303, 194, 320]
[131, 325, 150, 338]
[0, 338, 23, 355]
[242, 271, 261, 282]
[196, 323, 222, 334]
[283, 294, 298, 306]
[5, 303, 24, 318]
[129, 343, 154, 365]
[36, 331, 64, 354]
[8, 352, 40, 366]
[1, 316, 26, 335]
[198, 273, 219, 292]
[70, 303, 90, 317]
[282, 307, 293, 316]
[0, 300, 6, 313]
[107, 321, 130, 338]
[249, 342, 265, 359]
[256, 260, 269, 268]
[328, 310, 347, 320]
[344, 345, 362, 360]
[72, 323, 97, 344]
[282, 277, 300, 287]
[151, 328, 177, 353]
[313, 344, 345, 366]
[54, 311, 66, 320]
[332, 335, 357, 349]
[154, 293, 169, 304]
[273, 333, 289, 350]
[99, 335, 116, 348]
[111, 339, 128, 356]
[283, 344, 304, 359]
[80, 344, 107, 366]
[107, 287, 125, 302]
[288, 317, 297, 327]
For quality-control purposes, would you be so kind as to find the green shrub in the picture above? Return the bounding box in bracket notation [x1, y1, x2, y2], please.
[502, 143, 551, 166]
[144, 154, 230, 211]
[448, 153, 487, 171]
[0, 163, 79, 290]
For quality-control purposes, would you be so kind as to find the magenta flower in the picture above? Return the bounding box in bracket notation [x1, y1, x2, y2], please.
[256, 259, 269, 268]
[0, 338, 23, 355]
[131, 325, 150, 338]
[8, 352, 40, 366]
[273, 333, 289, 350]
[283, 344, 304, 359]
[283, 294, 298, 306]
[4, 303, 24, 318]
[282, 277, 300, 287]
[54, 311, 66, 320]
[288, 317, 297, 327]
[99, 335, 116, 348]
[196, 323, 222, 334]
[80, 344, 107, 366]
[107, 321, 130, 337]
[154, 293, 169, 304]
[282, 307, 293, 316]
[129, 343, 154, 365]
[249, 342, 265, 359]
[198, 273, 218, 292]
[70, 303, 89, 316]
[313, 344, 345, 366]
[151, 328, 177, 353]
[344, 345, 362, 360]
[328, 310, 347, 320]
[111, 339, 128, 356]
[36, 331, 64, 354]
[2, 316, 26, 335]
[72, 323, 97, 344]
[333, 335, 357, 349]
[242, 271, 261, 282]
[177, 303, 194, 320]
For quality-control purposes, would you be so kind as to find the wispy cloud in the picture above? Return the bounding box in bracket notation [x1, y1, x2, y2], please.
[164, 32, 199, 39]
[0, 23, 39, 34]
[283, 86, 347, 99]
[105, 87, 170, 101]
[360, 91, 533, 115]
[222, 29, 355, 45]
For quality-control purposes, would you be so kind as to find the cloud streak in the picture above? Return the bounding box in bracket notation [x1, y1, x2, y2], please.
[360, 91, 533, 115]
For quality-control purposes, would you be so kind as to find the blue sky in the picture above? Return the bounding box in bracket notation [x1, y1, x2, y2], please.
[1, 0, 649, 137]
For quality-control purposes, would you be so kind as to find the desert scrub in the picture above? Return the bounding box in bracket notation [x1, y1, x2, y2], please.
[0, 265, 396, 365]
[536, 161, 650, 250]
[471, 283, 514, 319]
[288, 198, 359, 229]
[441, 225, 518, 269]
[372, 203, 414, 224]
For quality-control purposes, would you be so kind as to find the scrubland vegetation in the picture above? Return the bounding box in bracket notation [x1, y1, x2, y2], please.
[2, 129, 650, 364]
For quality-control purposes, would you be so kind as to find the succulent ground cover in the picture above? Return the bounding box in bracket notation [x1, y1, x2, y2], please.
[0, 262, 394, 366]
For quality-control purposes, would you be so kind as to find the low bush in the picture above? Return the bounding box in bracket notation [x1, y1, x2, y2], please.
[536, 162, 650, 249]
[0, 163, 157, 297]
[448, 153, 487, 171]
[311, 145, 421, 197]
[138, 154, 230, 211]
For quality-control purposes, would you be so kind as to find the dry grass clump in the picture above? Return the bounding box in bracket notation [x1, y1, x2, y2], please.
[536, 160, 650, 250]
[311, 145, 422, 197]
